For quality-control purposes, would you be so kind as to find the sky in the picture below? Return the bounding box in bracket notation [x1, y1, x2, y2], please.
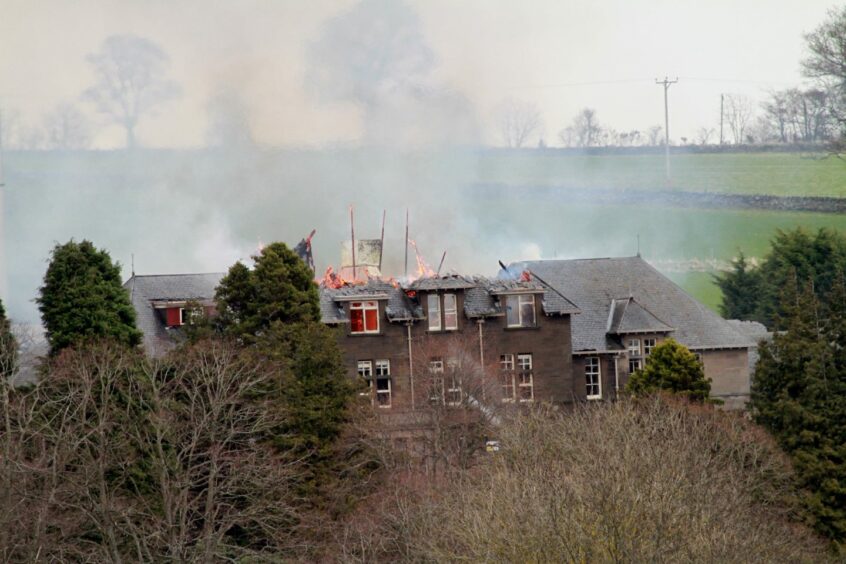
[0, 0, 838, 149]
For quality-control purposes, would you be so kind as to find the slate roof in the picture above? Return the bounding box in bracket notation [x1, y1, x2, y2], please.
[513, 257, 755, 352]
[124, 273, 224, 356]
[408, 275, 478, 291]
[607, 297, 674, 335]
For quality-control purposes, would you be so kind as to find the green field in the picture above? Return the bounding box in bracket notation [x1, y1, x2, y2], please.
[4, 149, 846, 319]
[476, 151, 846, 197]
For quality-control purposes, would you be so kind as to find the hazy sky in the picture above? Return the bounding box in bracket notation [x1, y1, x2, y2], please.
[0, 0, 838, 148]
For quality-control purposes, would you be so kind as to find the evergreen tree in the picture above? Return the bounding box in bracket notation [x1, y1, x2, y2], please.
[626, 338, 711, 402]
[715, 251, 761, 320]
[37, 240, 141, 354]
[717, 228, 846, 327]
[215, 242, 321, 342]
[215, 242, 352, 461]
[751, 274, 846, 543]
[0, 298, 17, 380]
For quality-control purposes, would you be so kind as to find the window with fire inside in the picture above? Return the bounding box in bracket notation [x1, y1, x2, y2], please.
[350, 301, 380, 334]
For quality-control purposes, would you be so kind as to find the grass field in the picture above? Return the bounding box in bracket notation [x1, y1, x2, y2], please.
[476, 151, 846, 197]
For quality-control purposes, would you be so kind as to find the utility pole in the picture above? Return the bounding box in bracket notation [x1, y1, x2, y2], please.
[655, 76, 678, 185]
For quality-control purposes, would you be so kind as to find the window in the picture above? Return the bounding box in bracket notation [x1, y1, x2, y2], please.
[350, 301, 379, 334]
[500, 354, 515, 402]
[179, 308, 189, 325]
[446, 358, 461, 405]
[427, 294, 441, 331]
[628, 338, 641, 357]
[585, 357, 601, 399]
[517, 354, 533, 402]
[629, 358, 642, 373]
[357, 360, 373, 397]
[428, 358, 444, 404]
[375, 360, 391, 408]
[443, 294, 458, 331]
[643, 338, 657, 356]
[506, 294, 537, 328]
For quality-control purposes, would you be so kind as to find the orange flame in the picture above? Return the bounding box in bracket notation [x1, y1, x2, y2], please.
[408, 239, 435, 279]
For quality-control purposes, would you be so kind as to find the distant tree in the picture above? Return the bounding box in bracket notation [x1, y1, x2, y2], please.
[44, 102, 91, 150]
[569, 108, 602, 147]
[495, 99, 542, 148]
[715, 252, 762, 320]
[557, 125, 576, 147]
[696, 127, 715, 145]
[83, 35, 179, 149]
[205, 86, 255, 149]
[36, 240, 140, 354]
[647, 124, 663, 146]
[626, 338, 711, 402]
[724, 94, 755, 144]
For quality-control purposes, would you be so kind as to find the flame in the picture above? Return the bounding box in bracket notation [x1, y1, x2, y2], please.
[408, 239, 436, 279]
[319, 266, 348, 289]
[520, 270, 532, 282]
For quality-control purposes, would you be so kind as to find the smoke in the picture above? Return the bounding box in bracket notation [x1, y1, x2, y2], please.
[305, 0, 478, 147]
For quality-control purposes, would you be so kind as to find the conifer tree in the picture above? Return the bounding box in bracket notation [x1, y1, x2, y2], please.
[215, 242, 352, 460]
[626, 338, 711, 402]
[0, 298, 17, 380]
[37, 240, 140, 354]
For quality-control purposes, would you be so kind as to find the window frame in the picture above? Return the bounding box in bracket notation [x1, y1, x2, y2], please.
[350, 301, 380, 334]
[374, 360, 392, 408]
[629, 357, 642, 374]
[506, 294, 537, 328]
[427, 294, 442, 331]
[443, 293, 458, 331]
[643, 338, 657, 357]
[628, 338, 642, 357]
[516, 353, 534, 403]
[585, 356, 602, 400]
[500, 354, 515, 403]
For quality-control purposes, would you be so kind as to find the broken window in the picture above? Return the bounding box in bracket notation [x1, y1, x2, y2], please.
[643, 338, 657, 357]
[506, 294, 536, 328]
[443, 293, 458, 331]
[350, 301, 379, 334]
[628, 338, 641, 357]
[585, 356, 601, 399]
[500, 354, 515, 402]
[357, 360, 373, 398]
[517, 353, 533, 402]
[427, 294, 441, 331]
[375, 360, 391, 408]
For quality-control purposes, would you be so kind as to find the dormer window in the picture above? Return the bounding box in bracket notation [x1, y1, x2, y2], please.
[427, 294, 441, 331]
[350, 301, 379, 334]
[443, 294, 458, 330]
[427, 293, 459, 331]
[506, 294, 536, 328]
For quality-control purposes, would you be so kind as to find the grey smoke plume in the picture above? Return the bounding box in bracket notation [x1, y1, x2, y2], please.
[306, 0, 478, 147]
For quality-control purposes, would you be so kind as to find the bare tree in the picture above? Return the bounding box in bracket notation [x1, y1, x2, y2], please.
[724, 94, 755, 144]
[83, 35, 179, 149]
[696, 127, 715, 145]
[647, 124, 664, 146]
[352, 397, 828, 562]
[44, 102, 92, 150]
[557, 125, 576, 147]
[569, 108, 602, 147]
[495, 99, 542, 148]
